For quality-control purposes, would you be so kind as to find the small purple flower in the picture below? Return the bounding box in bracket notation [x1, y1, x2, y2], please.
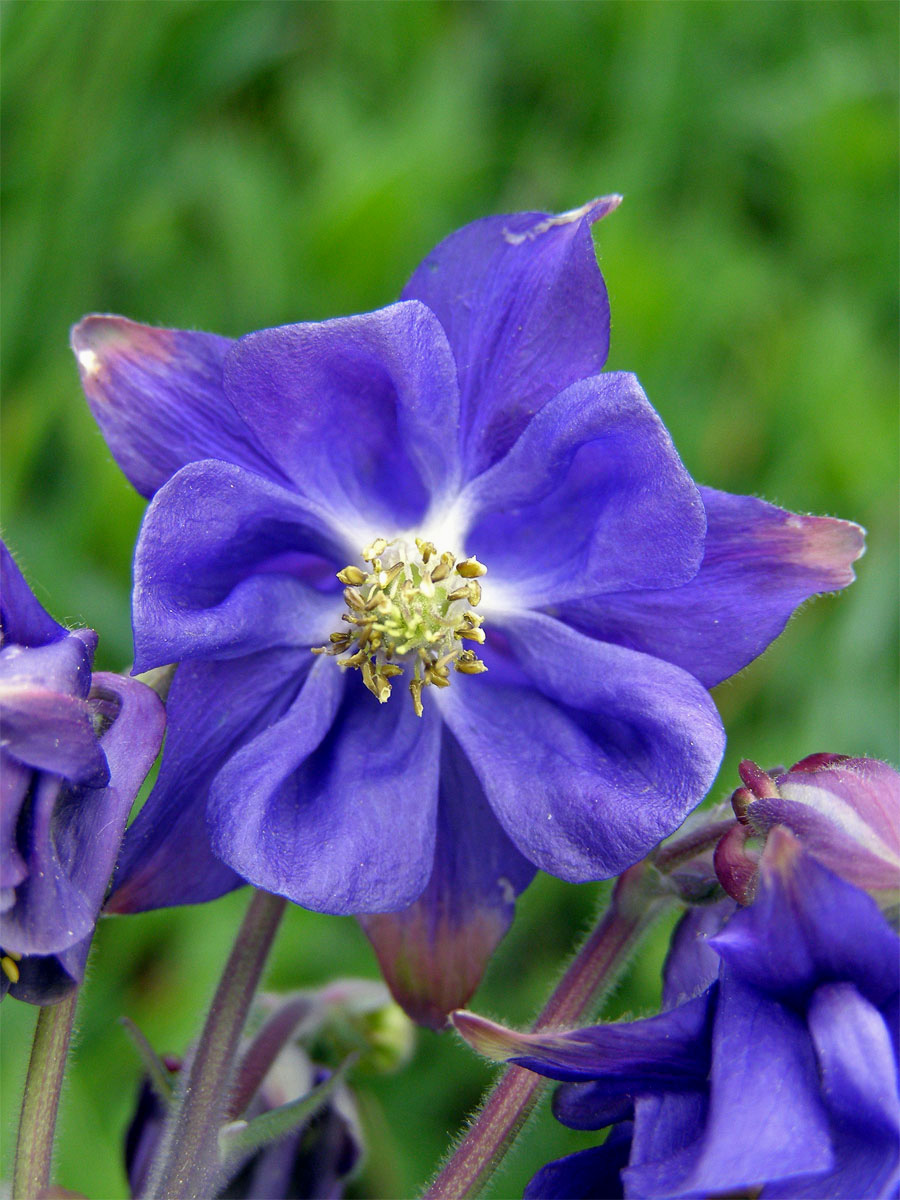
[125, 1045, 362, 1200]
[0, 542, 164, 1004]
[456, 827, 900, 1199]
[731, 754, 900, 899]
[72, 199, 863, 1024]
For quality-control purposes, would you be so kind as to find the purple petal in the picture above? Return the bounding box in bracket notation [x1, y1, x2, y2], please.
[0, 542, 66, 648]
[0, 630, 94, 699]
[0, 684, 108, 785]
[1, 674, 163, 957]
[440, 613, 725, 881]
[132, 460, 345, 672]
[0, 773, 96, 953]
[453, 995, 711, 1085]
[677, 972, 834, 1196]
[222, 302, 462, 530]
[559, 487, 865, 688]
[710, 828, 900, 1010]
[359, 727, 535, 1028]
[525, 1130, 632, 1200]
[662, 901, 734, 1010]
[749, 757, 900, 893]
[463, 373, 705, 605]
[106, 650, 307, 913]
[0, 756, 30, 897]
[553, 1083, 635, 1131]
[809, 983, 900, 1139]
[762, 986, 900, 1199]
[71, 316, 280, 498]
[623, 1091, 708, 1198]
[402, 197, 621, 476]
[4, 946, 89, 1006]
[207, 662, 440, 913]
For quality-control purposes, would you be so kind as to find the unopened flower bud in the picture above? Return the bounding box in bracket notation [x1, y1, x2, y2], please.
[731, 755, 899, 901]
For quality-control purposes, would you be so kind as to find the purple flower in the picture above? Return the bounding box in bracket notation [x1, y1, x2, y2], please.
[0, 542, 164, 1004]
[125, 1047, 362, 1200]
[456, 828, 900, 1199]
[72, 199, 863, 1025]
[731, 754, 900, 899]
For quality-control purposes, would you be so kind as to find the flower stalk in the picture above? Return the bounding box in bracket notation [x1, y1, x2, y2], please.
[424, 861, 670, 1200]
[145, 888, 287, 1200]
[12, 990, 79, 1200]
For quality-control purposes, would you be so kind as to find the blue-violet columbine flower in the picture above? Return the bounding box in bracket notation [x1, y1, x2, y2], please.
[456, 827, 900, 1199]
[72, 199, 863, 1025]
[0, 541, 164, 1003]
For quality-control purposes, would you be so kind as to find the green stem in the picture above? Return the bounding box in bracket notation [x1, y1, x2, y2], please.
[12, 990, 79, 1200]
[146, 888, 287, 1200]
[424, 862, 670, 1200]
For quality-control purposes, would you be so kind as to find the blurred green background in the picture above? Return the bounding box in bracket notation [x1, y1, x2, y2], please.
[1, 2, 897, 1197]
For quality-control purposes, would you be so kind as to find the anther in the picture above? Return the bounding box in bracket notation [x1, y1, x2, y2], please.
[457, 557, 487, 578]
[1, 952, 21, 984]
[363, 538, 388, 561]
[337, 565, 367, 586]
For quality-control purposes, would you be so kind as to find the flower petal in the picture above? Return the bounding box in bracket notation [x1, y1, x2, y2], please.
[808, 982, 900, 1139]
[208, 662, 440, 914]
[463, 373, 705, 607]
[0, 542, 66, 648]
[402, 197, 621, 476]
[662, 901, 734, 1010]
[553, 1083, 635, 1132]
[623, 1091, 708, 1198]
[71, 316, 279, 498]
[106, 650, 307, 913]
[0, 773, 95, 954]
[559, 488, 865, 688]
[710, 828, 900, 1010]
[439, 613, 725, 881]
[764, 984, 900, 1199]
[0, 629, 94, 700]
[452, 995, 712, 1085]
[1, 674, 163, 958]
[359, 726, 535, 1029]
[3, 945, 89, 1006]
[0, 684, 107, 785]
[524, 1131, 632, 1200]
[133, 460, 346, 672]
[222, 302, 462, 531]
[677, 972, 834, 1196]
[0, 756, 30, 898]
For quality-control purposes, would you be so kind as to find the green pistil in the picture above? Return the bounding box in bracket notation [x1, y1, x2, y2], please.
[313, 537, 487, 716]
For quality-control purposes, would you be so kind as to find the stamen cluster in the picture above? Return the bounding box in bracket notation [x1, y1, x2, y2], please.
[313, 537, 487, 716]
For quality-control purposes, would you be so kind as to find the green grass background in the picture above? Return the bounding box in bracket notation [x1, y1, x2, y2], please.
[1, 2, 897, 1197]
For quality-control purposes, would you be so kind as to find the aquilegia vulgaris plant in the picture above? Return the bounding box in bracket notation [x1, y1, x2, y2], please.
[2, 197, 893, 1200]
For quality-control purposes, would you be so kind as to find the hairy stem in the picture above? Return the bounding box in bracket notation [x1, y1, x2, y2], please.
[146, 889, 287, 1200]
[12, 990, 79, 1200]
[424, 862, 669, 1200]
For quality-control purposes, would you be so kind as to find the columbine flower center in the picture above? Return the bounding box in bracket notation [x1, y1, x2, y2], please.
[313, 537, 487, 716]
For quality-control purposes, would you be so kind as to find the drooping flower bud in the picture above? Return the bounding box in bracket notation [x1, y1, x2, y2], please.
[732, 754, 899, 902]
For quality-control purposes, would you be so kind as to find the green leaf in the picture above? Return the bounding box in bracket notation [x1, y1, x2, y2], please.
[119, 1016, 174, 1106]
[218, 1057, 354, 1170]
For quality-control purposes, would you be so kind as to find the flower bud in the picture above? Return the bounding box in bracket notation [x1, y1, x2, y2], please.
[731, 755, 899, 901]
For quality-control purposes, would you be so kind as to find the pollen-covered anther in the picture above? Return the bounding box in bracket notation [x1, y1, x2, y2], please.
[1, 950, 22, 984]
[313, 536, 488, 715]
